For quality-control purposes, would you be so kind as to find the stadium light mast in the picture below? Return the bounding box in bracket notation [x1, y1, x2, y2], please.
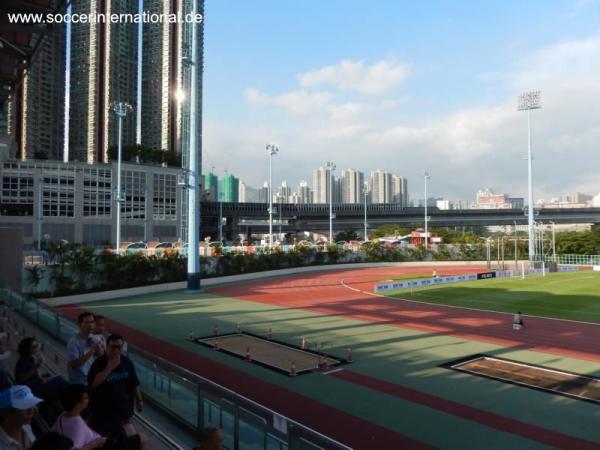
[518, 91, 541, 264]
[363, 182, 369, 241]
[424, 172, 430, 250]
[326, 161, 336, 243]
[266, 144, 279, 247]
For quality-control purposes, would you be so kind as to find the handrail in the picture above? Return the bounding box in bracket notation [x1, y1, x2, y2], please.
[0, 288, 353, 450]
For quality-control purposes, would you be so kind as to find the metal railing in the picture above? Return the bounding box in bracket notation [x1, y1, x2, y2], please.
[0, 288, 352, 450]
[545, 254, 600, 266]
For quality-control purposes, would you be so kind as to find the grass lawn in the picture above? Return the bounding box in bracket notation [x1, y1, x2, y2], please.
[388, 271, 600, 323]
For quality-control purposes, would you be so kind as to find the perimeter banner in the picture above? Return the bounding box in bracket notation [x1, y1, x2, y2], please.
[374, 274, 478, 293]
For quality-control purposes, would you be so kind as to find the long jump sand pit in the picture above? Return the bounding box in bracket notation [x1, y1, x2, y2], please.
[194, 332, 348, 376]
[446, 355, 600, 404]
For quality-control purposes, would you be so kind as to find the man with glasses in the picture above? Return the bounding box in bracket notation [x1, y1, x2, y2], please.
[88, 333, 145, 440]
[67, 312, 101, 385]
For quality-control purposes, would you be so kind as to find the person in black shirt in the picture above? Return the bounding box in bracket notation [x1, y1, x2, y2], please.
[87, 334, 144, 439]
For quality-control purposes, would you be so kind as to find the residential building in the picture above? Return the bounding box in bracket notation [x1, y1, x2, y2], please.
[313, 166, 333, 204]
[239, 181, 247, 202]
[391, 175, 408, 206]
[202, 172, 217, 201]
[371, 170, 392, 204]
[69, 0, 138, 164]
[340, 169, 364, 204]
[297, 180, 313, 204]
[475, 188, 513, 209]
[222, 173, 239, 202]
[258, 181, 269, 203]
[276, 181, 292, 203]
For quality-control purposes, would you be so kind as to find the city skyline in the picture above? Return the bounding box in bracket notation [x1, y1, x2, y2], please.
[202, 0, 600, 201]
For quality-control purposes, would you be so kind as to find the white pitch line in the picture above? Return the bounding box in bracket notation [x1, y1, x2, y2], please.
[339, 278, 600, 327]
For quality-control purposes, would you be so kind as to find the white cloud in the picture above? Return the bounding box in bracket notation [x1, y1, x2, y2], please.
[210, 36, 600, 200]
[298, 59, 410, 95]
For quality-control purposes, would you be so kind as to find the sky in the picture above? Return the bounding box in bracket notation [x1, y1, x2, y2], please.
[202, 0, 600, 201]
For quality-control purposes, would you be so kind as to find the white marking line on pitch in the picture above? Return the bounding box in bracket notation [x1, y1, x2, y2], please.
[323, 368, 344, 375]
[339, 278, 600, 328]
[548, 275, 594, 284]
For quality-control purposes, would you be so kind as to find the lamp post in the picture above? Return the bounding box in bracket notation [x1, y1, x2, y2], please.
[326, 161, 336, 243]
[518, 91, 541, 263]
[363, 183, 368, 241]
[111, 101, 133, 254]
[513, 220, 518, 269]
[266, 144, 279, 247]
[218, 190, 223, 244]
[424, 172, 430, 250]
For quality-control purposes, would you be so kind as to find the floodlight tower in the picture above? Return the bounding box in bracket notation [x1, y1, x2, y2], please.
[326, 161, 336, 243]
[518, 91, 541, 263]
[424, 172, 430, 250]
[266, 144, 279, 247]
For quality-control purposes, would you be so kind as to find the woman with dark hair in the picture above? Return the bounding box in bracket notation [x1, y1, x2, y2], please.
[15, 337, 66, 403]
[52, 384, 145, 450]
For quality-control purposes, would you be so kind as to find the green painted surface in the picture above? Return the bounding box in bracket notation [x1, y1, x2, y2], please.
[82, 281, 600, 448]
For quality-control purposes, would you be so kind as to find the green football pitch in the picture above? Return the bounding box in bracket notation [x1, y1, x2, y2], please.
[388, 271, 600, 323]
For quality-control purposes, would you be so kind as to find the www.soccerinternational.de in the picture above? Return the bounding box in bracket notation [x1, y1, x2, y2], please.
[7, 11, 203, 25]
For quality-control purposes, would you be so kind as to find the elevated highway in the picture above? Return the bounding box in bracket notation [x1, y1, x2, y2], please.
[200, 202, 600, 238]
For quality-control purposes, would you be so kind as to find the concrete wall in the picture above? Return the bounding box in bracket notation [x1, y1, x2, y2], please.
[0, 227, 23, 292]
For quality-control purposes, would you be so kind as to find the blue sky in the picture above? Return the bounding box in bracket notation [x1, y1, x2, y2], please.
[202, 0, 600, 201]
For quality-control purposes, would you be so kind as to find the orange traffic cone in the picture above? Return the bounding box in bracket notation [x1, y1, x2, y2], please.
[213, 326, 219, 337]
[347, 347, 353, 363]
[300, 336, 306, 349]
[290, 362, 297, 377]
[188, 331, 195, 341]
[267, 328, 273, 340]
[245, 346, 252, 362]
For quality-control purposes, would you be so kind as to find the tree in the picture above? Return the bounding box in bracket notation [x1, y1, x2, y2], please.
[371, 224, 410, 239]
[335, 230, 359, 242]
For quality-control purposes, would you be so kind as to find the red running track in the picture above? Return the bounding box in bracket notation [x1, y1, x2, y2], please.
[211, 266, 600, 363]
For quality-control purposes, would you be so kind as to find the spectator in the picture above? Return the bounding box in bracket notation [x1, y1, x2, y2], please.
[15, 337, 67, 403]
[0, 385, 42, 449]
[87, 334, 144, 439]
[90, 315, 107, 354]
[193, 427, 223, 450]
[67, 312, 101, 385]
[30, 432, 73, 450]
[53, 384, 146, 450]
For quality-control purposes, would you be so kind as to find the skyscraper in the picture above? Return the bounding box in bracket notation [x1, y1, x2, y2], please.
[391, 175, 408, 205]
[276, 181, 292, 203]
[20, 13, 66, 161]
[202, 172, 217, 201]
[141, 0, 203, 155]
[258, 181, 269, 203]
[222, 173, 239, 202]
[297, 180, 313, 204]
[238, 181, 247, 202]
[0, 0, 66, 161]
[371, 170, 392, 204]
[69, 0, 138, 163]
[313, 166, 334, 204]
[340, 169, 364, 204]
